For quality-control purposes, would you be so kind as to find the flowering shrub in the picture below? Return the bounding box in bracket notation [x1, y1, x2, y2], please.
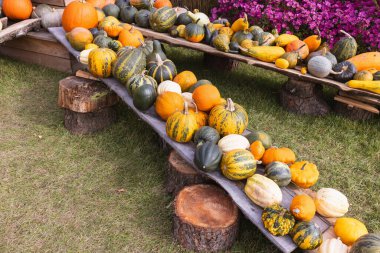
[211, 0, 380, 51]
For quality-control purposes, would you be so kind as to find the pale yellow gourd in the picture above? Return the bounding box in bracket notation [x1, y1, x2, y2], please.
[218, 134, 250, 153]
[240, 46, 286, 62]
[314, 188, 349, 218]
[317, 238, 348, 253]
[79, 48, 95, 65]
[244, 174, 282, 208]
[275, 34, 299, 47]
[157, 81, 182, 95]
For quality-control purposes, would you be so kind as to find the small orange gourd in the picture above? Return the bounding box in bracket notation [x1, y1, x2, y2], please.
[286, 40, 310, 60]
[155, 92, 185, 121]
[173, 71, 198, 91]
[154, 0, 172, 8]
[290, 161, 319, 188]
[290, 194, 316, 221]
[231, 13, 249, 32]
[118, 26, 144, 47]
[303, 28, 322, 52]
[189, 105, 208, 128]
[262, 147, 296, 165]
[250, 141, 265, 160]
[2, 0, 33, 20]
[192, 84, 221, 111]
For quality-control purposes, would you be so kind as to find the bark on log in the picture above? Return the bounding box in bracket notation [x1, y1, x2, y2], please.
[166, 151, 210, 195]
[173, 184, 239, 252]
[280, 79, 330, 116]
[64, 107, 117, 135]
[334, 101, 377, 121]
[203, 53, 239, 71]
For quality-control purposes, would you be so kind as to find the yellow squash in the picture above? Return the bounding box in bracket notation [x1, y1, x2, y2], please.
[231, 13, 249, 32]
[347, 52, 380, 71]
[221, 149, 257, 180]
[88, 48, 117, 78]
[241, 46, 286, 62]
[276, 34, 299, 47]
[346, 80, 380, 94]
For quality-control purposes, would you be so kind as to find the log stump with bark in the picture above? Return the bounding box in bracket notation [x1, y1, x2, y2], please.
[166, 151, 210, 195]
[334, 101, 377, 120]
[173, 184, 239, 252]
[203, 53, 239, 72]
[280, 79, 331, 116]
[58, 76, 119, 134]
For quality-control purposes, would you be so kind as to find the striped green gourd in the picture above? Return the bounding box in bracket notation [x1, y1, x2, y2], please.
[112, 47, 146, 85]
[290, 221, 323, 250]
[350, 233, 380, 253]
[127, 70, 157, 96]
[331, 30, 358, 62]
[147, 54, 177, 83]
[149, 7, 177, 32]
[264, 161, 291, 187]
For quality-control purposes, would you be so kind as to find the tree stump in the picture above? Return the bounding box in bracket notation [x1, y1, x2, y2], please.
[279, 79, 330, 116]
[203, 53, 239, 71]
[334, 102, 376, 121]
[173, 184, 239, 252]
[58, 76, 119, 134]
[166, 151, 210, 195]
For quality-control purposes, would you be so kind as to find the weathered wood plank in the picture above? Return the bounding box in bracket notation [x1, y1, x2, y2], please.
[334, 96, 380, 114]
[0, 17, 8, 29]
[134, 27, 380, 100]
[339, 91, 380, 107]
[0, 19, 41, 44]
[32, 0, 74, 6]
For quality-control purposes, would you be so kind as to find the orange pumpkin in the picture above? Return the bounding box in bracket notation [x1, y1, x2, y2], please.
[261, 146, 296, 165]
[303, 29, 322, 53]
[98, 16, 122, 37]
[118, 27, 144, 47]
[189, 106, 208, 128]
[119, 23, 133, 30]
[290, 194, 316, 221]
[192, 84, 221, 111]
[86, 0, 106, 8]
[250, 141, 265, 160]
[290, 161, 319, 188]
[154, 0, 173, 8]
[62, 0, 98, 32]
[155, 92, 185, 121]
[173, 71, 197, 91]
[286, 39, 309, 60]
[2, 0, 33, 20]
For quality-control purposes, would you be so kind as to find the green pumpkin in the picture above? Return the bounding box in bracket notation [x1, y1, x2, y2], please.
[194, 126, 220, 146]
[108, 40, 122, 52]
[188, 79, 212, 92]
[135, 9, 151, 28]
[127, 71, 157, 96]
[229, 41, 240, 53]
[290, 221, 323, 250]
[133, 84, 157, 111]
[194, 141, 223, 172]
[332, 61, 357, 82]
[264, 162, 291, 187]
[350, 233, 380, 253]
[146, 40, 167, 63]
[281, 51, 300, 69]
[115, 0, 130, 9]
[307, 48, 337, 66]
[147, 54, 177, 83]
[120, 5, 137, 23]
[231, 30, 253, 44]
[249, 25, 263, 41]
[149, 7, 177, 32]
[374, 71, 380, 81]
[331, 30, 358, 62]
[262, 204, 295, 236]
[102, 4, 120, 18]
[176, 12, 192, 25]
[93, 35, 113, 48]
[246, 130, 272, 149]
[112, 47, 147, 85]
[130, 0, 151, 10]
[258, 32, 276, 46]
[184, 21, 205, 43]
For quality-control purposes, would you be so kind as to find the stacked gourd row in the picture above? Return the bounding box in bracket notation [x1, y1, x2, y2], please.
[60, 1, 379, 252]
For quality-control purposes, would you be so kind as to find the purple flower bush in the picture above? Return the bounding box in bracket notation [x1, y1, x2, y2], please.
[211, 0, 380, 51]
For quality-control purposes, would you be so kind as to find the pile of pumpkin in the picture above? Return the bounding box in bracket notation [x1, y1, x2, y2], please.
[58, 1, 379, 252]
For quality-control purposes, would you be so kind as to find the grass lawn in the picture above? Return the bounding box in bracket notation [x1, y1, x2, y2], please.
[0, 46, 379, 252]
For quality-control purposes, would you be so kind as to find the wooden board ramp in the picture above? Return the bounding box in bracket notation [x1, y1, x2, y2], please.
[0, 19, 41, 44]
[48, 27, 332, 253]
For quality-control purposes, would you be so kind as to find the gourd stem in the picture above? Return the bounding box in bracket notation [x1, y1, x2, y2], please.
[195, 18, 201, 25]
[300, 163, 307, 171]
[226, 98, 235, 112]
[321, 47, 327, 56]
[316, 27, 321, 40]
[192, 101, 199, 113]
[295, 44, 306, 53]
[184, 101, 189, 115]
[292, 208, 300, 214]
[340, 30, 352, 38]
[243, 13, 248, 23]
[155, 53, 163, 66]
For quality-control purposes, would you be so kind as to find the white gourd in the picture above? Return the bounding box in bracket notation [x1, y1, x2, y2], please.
[318, 238, 348, 253]
[308, 56, 341, 78]
[315, 188, 349, 218]
[79, 49, 94, 65]
[157, 81, 181, 95]
[244, 174, 283, 208]
[41, 8, 62, 29]
[181, 92, 195, 108]
[218, 134, 250, 153]
[187, 9, 210, 26]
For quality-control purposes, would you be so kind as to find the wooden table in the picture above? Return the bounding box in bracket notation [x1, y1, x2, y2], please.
[48, 27, 333, 253]
[0, 18, 41, 44]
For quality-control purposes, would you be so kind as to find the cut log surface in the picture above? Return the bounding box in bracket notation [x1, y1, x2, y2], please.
[58, 76, 118, 113]
[174, 184, 239, 252]
[166, 150, 210, 194]
[0, 19, 41, 44]
[334, 101, 377, 121]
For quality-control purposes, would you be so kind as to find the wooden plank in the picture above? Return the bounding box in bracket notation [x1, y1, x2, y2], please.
[32, 0, 74, 6]
[75, 70, 100, 81]
[0, 17, 8, 29]
[0, 19, 41, 44]
[334, 96, 380, 114]
[1, 34, 70, 59]
[133, 27, 380, 100]
[27, 31, 59, 42]
[339, 91, 380, 107]
[0, 46, 71, 72]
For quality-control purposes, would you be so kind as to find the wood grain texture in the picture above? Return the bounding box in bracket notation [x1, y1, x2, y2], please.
[0, 19, 41, 44]
[32, 0, 74, 6]
[334, 96, 379, 114]
[49, 27, 332, 253]
[0, 17, 8, 29]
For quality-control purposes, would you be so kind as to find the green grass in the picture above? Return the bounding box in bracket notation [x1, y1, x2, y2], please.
[0, 46, 379, 252]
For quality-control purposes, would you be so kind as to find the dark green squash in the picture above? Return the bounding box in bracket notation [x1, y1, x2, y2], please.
[249, 25, 263, 41]
[102, 4, 120, 18]
[93, 35, 113, 48]
[194, 141, 222, 172]
[194, 126, 220, 146]
[209, 30, 219, 46]
[374, 71, 380, 81]
[133, 84, 157, 111]
[332, 61, 357, 82]
[264, 162, 291, 187]
[89, 28, 101, 37]
[202, 24, 212, 44]
[188, 79, 212, 92]
[258, 32, 276, 46]
[290, 221, 323, 250]
[146, 40, 167, 63]
[245, 130, 272, 149]
[307, 47, 337, 66]
[120, 5, 137, 23]
[184, 20, 205, 43]
[262, 204, 295, 236]
[331, 30, 358, 62]
[140, 40, 154, 56]
[213, 17, 229, 26]
[350, 233, 380, 253]
[168, 25, 179, 37]
[147, 54, 177, 83]
[127, 71, 157, 96]
[176, 12, 192, 25]
[149, 7, 176, 32]
[108, 40, 122, 52]
[112, 47, 147, 84]
[94, 29, 107, 38]
[130, 0, 151, 10]
[135, 9, 151, 28]
[231, 29, 253, 44]
[229, 41, 239, 54]
[115, 0, 130, 9]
